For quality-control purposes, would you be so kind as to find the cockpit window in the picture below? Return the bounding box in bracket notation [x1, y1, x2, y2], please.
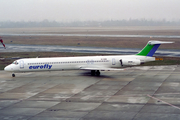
[12, 61, 18, 65]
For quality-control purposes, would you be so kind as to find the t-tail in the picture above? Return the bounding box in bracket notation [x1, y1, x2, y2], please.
[0, 37, 6, 49]
[136, 41, 173, 57]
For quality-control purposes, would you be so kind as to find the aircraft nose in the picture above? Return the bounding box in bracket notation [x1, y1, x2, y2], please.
[4, 65, 12, 72]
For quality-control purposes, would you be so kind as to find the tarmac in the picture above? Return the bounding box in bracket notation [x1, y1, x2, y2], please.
[0, 65, 180, 120]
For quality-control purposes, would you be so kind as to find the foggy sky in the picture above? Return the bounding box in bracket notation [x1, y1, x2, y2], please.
[0, 0, 180, 22]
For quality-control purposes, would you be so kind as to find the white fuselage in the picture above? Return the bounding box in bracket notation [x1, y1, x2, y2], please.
[4, 55, 155, 73]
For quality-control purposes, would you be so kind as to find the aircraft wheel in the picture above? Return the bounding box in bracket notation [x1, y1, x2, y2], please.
[12, 74, 15, 77]
[96, 70, 100, 76]
[91, 70, 95, 76]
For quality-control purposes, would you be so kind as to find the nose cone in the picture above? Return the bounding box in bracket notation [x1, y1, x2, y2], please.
[4, 65, 12, 72]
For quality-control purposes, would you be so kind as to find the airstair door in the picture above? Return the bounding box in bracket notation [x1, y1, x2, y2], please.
[19, 60, 24, 69]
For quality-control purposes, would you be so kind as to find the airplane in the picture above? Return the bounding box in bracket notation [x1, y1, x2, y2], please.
[0, 36, 6, 49]
[4, 40, 173, 77]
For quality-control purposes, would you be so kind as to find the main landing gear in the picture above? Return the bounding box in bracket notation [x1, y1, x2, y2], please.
[91, 70, 100, 76]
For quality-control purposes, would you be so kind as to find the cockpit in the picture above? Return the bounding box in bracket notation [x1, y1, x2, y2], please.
[4, 60, 20, 77]
[12, 61, 19, 65]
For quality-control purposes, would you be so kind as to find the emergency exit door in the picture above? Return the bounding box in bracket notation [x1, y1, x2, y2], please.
[112, 58, 116, 65]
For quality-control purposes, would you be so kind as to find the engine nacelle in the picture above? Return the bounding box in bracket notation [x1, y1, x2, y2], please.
[120, 59, 141, 66]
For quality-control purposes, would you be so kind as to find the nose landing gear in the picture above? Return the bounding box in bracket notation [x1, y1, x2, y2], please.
[12, 73, 15, 77]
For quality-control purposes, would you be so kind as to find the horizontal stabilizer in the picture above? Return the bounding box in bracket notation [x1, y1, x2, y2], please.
[148, 41, 174, 45]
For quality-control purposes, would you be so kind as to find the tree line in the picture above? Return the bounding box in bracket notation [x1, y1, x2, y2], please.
[0, 19, 180, 28]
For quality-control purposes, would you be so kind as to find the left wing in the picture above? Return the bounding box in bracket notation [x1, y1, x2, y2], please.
[80, 67, 125, 71]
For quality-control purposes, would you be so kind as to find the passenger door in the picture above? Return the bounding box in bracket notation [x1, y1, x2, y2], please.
[19, 60, 24, 69]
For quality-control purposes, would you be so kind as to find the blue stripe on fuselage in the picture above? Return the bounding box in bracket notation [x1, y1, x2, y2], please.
[147, 44, 160, 57]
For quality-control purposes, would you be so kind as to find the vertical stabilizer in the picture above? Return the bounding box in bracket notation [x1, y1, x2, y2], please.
[0, 37, 6, 49]
[136, 41, 173, 57]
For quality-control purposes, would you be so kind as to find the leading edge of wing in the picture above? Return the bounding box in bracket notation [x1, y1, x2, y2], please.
[80, 67, 125, 71]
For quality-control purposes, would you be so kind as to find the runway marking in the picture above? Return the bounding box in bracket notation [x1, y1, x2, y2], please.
[154, 93, 180, 95]
[147, 94, 180, 110]
[51, 93, 180, 99]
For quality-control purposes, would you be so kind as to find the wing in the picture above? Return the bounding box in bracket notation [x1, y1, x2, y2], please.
[80, 67, 125, 71]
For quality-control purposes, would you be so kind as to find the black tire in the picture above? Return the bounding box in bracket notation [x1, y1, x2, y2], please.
[96, 70, 100, 76]
[91, 70, 95, 76]
[12, 74, 15, 77]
